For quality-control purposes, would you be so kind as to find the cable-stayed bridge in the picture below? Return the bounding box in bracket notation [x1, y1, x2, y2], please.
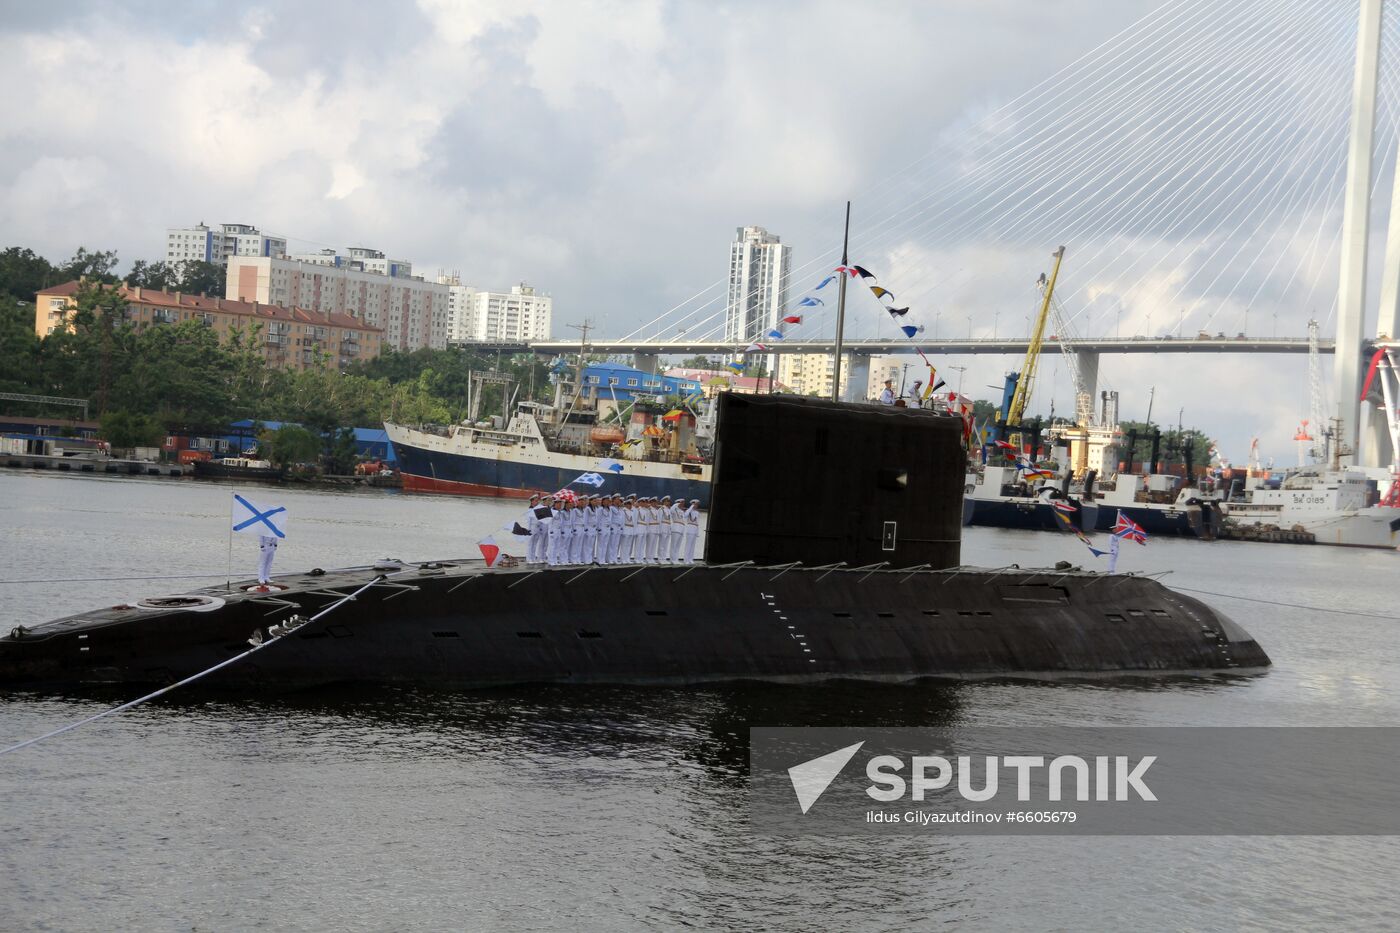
[520, 336, 1336, 408]
[532, 0, 1400, 471]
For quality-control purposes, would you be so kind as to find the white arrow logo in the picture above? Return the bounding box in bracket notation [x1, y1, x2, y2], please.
[787, 741, 865, 814]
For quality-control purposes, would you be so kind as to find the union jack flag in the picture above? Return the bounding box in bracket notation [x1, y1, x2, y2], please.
[1112, 510, 1149, 544]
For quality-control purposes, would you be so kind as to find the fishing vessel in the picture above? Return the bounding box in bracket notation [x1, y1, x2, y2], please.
[963, 464, 1097, 532]
[1221, 466, 1399, 549]
[1089, 472, 1224, 538]
[0, 394, 1270, 689]
[386, 360, 712, 504]
[190, 456, 285, 482]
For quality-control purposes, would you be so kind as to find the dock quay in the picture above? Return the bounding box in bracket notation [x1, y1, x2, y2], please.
[2, 453, 186, 477]
[1218, 521, 1316, 545]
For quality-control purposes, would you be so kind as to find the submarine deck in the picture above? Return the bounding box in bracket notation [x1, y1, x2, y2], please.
[1, 559, 1271, 689]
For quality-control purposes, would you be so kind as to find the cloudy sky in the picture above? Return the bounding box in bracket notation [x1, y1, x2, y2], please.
[3, 0, 1393, 462]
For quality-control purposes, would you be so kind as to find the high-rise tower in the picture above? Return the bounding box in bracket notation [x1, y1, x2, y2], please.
[724, 226, 791, 345]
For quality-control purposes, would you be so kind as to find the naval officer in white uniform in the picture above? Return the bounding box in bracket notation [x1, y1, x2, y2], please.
[607, 495, 624, 564]
[257, 534, 279, 585]
[596, 495, 614, 565]
[546, 496, 564, 566]
[621, 496, 639, 563]
[667, 497, 686, 563]
[562, 501, 579, 560]
[657, 496, 673, 563]
[641, 498, 659, 563]
[681, 499, 701, 564]
[525, 493, 542, 564]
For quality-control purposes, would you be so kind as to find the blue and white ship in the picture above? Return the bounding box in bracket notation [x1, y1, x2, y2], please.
[385, 361, 712, 504]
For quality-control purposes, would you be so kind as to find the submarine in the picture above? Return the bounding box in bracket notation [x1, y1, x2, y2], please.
[0, 394, 1269, 689]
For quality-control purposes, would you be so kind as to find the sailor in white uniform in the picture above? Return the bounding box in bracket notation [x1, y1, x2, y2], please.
[641, 498, 658, 563]
[657, 496, 674, 563]
[575, 498, 592, 564]
[594, 495, 608, 563]
[596, 495, 613, 565]
[525, 493, 542, 564]
[668, 497, 686, 562]
[608, 495, 625, 564]
[257, 534, 278, 585]
[546, 496, 564, 566]
[565, 500, 582, 564]
[682, 499, 701, 563]
[651, 497, 667, 564]
[621, 495, 638, 563]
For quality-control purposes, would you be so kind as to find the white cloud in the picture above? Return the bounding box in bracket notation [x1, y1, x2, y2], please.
[0, 0, 1387, 458]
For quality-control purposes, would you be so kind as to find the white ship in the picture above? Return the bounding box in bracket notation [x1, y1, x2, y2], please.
[1221, 467, 1400, 549]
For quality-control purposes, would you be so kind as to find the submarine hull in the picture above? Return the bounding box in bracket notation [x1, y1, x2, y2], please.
[0, 561, 1269, 690]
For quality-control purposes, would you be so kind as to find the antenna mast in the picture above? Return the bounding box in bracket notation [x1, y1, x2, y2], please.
[831, 201, 851, 403]
[1307, 319, 1328, 462]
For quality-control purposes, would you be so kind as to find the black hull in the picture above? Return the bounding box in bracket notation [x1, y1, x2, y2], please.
[0, 561, 1269, 690]
[191, 462, 286, 481]
[966, 498, 1098, 532]
[1092, 502, 1223, 539]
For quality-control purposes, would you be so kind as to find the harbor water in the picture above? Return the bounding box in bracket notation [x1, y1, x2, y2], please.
[2, 471, 1398, 931]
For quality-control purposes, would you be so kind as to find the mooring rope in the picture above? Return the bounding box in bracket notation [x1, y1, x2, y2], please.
[0, 574, 386, 757]
[1173, 586, 1399, 622]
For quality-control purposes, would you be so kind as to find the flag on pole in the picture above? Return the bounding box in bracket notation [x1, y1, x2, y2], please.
[1107, 534, 1122, 572]
[1112, 510, 1149, 544]
[597, 458, 625, 473]
[574, 472, 606, 487]
[478, 536, 500, 567]
[231, 493, 289, 538]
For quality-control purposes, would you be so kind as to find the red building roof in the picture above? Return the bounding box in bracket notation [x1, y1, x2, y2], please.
[37, 281, 381, 332]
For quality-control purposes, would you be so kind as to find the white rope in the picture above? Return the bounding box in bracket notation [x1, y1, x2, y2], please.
[0, 574, 387, 757]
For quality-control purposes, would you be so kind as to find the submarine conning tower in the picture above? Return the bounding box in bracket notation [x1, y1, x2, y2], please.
[705, 393, 966, 569]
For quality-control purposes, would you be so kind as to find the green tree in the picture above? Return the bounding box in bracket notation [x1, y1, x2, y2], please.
[324, 427, 359, 474]
[0, 246, 59, 302]
[126, 259, 177, 290]
[0, 296, 40, 393]
[1119, 420, 1214, 470]
[175, 260, 225, 297]
[100, 410, 165, 448]
[36, 279, 131, 411]
[677, 354, 719, 370]
[261, 424, 322, 468]
[58, 247, 120, 283]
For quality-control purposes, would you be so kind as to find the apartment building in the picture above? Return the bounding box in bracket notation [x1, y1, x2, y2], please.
[35, 281, 382, 372]
[165, 223, 287, 265]
[226, 254, 449, 351]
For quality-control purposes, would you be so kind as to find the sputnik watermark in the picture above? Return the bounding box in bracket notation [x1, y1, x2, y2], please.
[752, 727, 1400, 835]
[865, 754, 1156, 802]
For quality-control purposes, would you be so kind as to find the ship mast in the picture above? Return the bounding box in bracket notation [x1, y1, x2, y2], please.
[830, 201, 851, 403]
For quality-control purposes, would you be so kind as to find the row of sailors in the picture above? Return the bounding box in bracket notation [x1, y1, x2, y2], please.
[525, 493, 701, 566]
